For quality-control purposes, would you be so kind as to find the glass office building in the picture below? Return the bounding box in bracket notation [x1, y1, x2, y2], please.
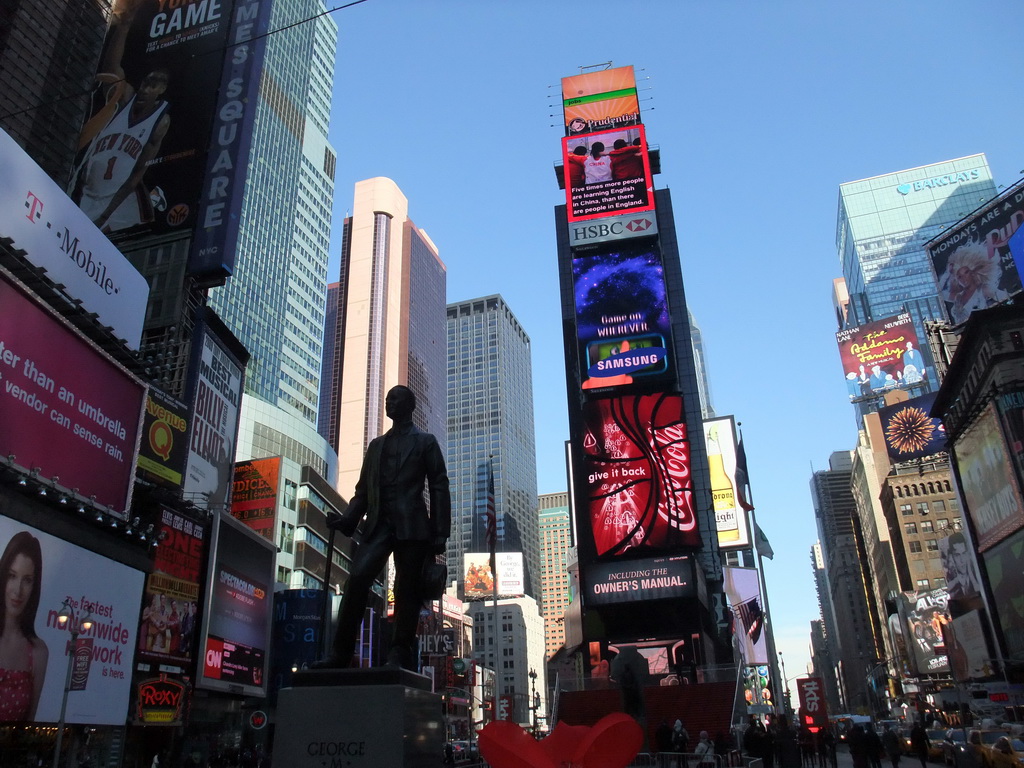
[209, 0, 338, 428]
[447, 295, 540, 599]
[837, 155, 996, 331]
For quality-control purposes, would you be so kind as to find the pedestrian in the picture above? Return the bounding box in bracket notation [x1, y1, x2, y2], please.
[672, 719, 691, 767]
[910, 722, 929, 768]
[882, 725, 902, 768]
[657, 720, 674, 755]
[695, 731, 716, 768]
[443, 742, 455, 767]
[865, 726, 883, 768]
[849, 725, 868, 768]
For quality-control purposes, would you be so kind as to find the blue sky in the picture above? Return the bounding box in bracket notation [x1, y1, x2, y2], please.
[321, 0, 1024, 685]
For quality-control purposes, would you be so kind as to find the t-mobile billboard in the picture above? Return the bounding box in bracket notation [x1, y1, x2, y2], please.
[0, 519, 144, 724]
[0, 273, 145, 513]
[579, 392, 698, 558]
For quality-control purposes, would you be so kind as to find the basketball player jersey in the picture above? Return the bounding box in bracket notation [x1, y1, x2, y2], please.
[83, 96, 168, 194]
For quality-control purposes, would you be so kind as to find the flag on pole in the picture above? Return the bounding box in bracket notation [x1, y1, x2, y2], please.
[754, 523, 774, 560]
[735, 437, 755, 513]
[484, 458, 497, 571]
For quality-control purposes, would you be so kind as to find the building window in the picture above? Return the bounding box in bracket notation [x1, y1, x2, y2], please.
[909, 541, 922, 553]
[900, 504, 913, 517]
[925, 539, 939, 552]
[905, 522, 918, 535]
[920, 520, 934, 533]
[917, 502, 929, 515]
[915, 579, 930, 590]
[280, 522, 295, 554]
[933, 500, 946, 513]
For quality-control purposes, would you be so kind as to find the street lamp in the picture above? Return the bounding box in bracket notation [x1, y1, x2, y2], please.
[52, 600, 93, 768]
[778, 651, 792, 719]
[529, 668, 538, 737]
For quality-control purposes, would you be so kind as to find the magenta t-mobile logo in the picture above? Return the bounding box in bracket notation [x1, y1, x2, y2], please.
[24, 191, 43, 222]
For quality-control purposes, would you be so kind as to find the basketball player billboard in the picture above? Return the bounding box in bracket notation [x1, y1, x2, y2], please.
[578, 392, 699, 559]
[69, 0, 260, 256]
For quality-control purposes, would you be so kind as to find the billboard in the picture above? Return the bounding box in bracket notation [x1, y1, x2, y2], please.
[182, 314, 245, 510]
[982, 529, 1024, 662]
[0, 128, 149, 347]
[563, 125, 655, 223]
[138, 507, 207, 667]
[995, 389, 1024, 491]
[198, 513, 274, 697]
[928, 186, 1024, 324]
[877, 393, 947, 462]
[561, 65, 640, 136]
[939, 531, 984, 615]
[270, 589, 324, 693]
[899, 588, 950, 676]
[572, 246, 673, 391]
[945, 611, 994, 681]
[796, 677, 828, 728]
[723, 567, 769, 665]
[583, 556, 693, 606]
[702, 416, 751, 548]
[567, 212, 658, 249]
[0, 518, 144, 724]
[836, 312, 926, 397]
[136, 388, 190, 488]
[464, 552, 524, 598]
[579, 393, 699, 557]
[230, 457, 282, 541]
[0, 273, 145, 513]
[955, 402, 1024, 551]
[188, 0, 271, 281]
[69, 0, 234, 244]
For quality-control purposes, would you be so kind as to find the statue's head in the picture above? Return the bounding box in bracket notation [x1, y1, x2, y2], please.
[385, 385, 416, 421]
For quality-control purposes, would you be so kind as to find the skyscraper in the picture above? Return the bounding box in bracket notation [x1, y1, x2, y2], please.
[837, 156, 996, 334]
[446, 295, 540, 599]
[208, 0, 337, 429]
[319, 177, 448, 494]
[810, 450, 878, 712]
[688, 310, 715, 419]
[538, 492, 572, 660]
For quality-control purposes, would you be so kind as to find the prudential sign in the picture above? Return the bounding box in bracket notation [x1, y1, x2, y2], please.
[896, 169, 981, 196]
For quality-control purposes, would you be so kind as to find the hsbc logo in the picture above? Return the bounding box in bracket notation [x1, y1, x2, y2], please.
[570, 212, 657, 247]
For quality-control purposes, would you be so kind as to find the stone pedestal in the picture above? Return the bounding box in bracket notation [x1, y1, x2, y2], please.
[272, 667, 444, 768]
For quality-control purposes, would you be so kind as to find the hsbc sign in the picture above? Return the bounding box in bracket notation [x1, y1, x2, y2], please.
[570, 212, 658, 248]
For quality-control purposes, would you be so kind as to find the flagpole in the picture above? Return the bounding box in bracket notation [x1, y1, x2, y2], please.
[738, 423, 786, 721]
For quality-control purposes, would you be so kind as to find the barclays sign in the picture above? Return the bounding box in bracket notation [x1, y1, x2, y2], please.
[896, 169, 981, 195]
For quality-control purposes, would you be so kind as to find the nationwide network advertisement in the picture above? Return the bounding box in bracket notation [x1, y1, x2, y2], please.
[183, 317, 245, 510]
[899, 588, 950, 676]
[198, 514, 274, 697]
[136, 388, 190, 488]
[0, 274, 145, 513]
[572, 246, 673, 390]
[561, 65, 640, 136]
[928, 186, 1024, 325]
[138, 507, 206, 666]
[583, 556, 693, 606]
[981, 529, 1024, 662]
[836, 313, 926, 397]
[0, 518, 144, 724]
[563, 125, 655, 223]
[69, 0, 237, 243]
[877, 393, 947, 462]
[723, 566, 768, 665]
[464, 552, 524, 598]
[954, 403, 1024, 551]
[230, 457, 282, 541]
[702, 416, 751, 548]
[0, 128, 150, 347]
[580, 393, 699, 557]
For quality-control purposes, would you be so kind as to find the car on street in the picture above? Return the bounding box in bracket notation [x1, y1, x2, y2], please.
[941, 729, 968, 766]
[987, 737, 1024, 768]
[968, 729, 1012, 767]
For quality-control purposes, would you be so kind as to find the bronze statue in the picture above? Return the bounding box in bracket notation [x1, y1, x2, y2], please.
[316, 385, 450, 670]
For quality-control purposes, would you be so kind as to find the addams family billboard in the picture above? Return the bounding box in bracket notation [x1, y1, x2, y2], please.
[837, 313, 927, 398]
